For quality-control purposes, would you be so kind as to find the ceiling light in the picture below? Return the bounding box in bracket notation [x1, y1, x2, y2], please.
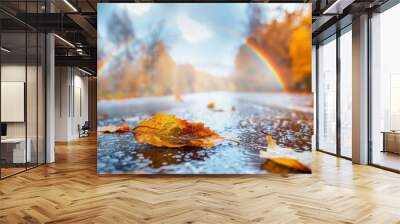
[323, 0, 355, 15]
[1, 47, 11, 53]
[78, 67, 93, 76]
[323, 0, 341, 14]
[63, 0, 78, 12]
[54, 34, 75, 48]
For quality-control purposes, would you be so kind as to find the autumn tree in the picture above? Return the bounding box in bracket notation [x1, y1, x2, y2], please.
[233, 5, 312, 92]
[288, 10, 312, 91]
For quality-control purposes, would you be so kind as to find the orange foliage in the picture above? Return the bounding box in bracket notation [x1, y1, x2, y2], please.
[289, 10, 312, 86]
[234, 7, 312, 92]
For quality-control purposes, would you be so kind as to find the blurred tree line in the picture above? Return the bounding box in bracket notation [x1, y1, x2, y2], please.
[98, 5, 311, 99]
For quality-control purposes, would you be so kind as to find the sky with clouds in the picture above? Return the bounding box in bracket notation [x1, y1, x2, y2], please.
[98, 3, 306, 77]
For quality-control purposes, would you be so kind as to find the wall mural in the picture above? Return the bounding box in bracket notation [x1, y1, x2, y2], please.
[97, 3, 313, 175]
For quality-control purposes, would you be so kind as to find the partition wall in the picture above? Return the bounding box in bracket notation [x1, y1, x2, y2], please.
[0, 1, 46, 179]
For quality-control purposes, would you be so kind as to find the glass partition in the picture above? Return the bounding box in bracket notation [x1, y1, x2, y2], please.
[0, 1, 46, 179]
[317, 36, 337, 154]
[339, 28, 352, 158]
[1, 30, 28, 177]
[370, 3, 400, 171]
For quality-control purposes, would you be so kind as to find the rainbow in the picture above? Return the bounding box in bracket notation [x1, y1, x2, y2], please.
[98, 37, 137, 77]
[245, 40, 287, 92]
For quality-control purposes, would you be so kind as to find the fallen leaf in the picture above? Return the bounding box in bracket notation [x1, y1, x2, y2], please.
[207, 102, 225, 112]
[261, 158, 311, 175]
[98, 122, 130, 133]
[260, 135, 311, 174]
[266, 135, 278, 149]
[271, 158, 310, 172]
[207, 102, 215, 109]
[261, 159, 291, 176]
[133, 113, 224, 148]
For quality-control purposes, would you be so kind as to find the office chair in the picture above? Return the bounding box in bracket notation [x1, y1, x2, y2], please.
[79, 121, 90, 138]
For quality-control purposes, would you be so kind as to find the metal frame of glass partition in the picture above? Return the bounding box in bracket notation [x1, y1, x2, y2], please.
[367, 0, 400, 173]
[315, 20, 353, 160]
[0, 1, 47, 180]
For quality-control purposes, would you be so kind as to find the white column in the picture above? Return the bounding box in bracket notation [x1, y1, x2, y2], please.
[46, 32, 55, 163]
[352, 14, 369, 164]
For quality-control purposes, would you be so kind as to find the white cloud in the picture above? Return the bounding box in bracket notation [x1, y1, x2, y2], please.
[177, 14, 212, 43]
[120, 3, 152, 16]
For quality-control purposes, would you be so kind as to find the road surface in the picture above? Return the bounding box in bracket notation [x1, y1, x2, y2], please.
[97, 92, 313, 174]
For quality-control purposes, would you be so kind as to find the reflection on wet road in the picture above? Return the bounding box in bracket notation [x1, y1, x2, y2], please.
[97, 92, 313, 174]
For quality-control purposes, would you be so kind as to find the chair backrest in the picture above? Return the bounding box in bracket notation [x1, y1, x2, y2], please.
[82, 121, 90, 129]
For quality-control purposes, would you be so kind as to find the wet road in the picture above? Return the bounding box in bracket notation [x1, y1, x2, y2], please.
[97, 92, 313, 174]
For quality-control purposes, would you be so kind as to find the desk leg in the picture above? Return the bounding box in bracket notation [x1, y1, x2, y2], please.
[382, 133, 386, 153]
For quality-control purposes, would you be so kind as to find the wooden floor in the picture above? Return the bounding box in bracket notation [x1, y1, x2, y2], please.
[1, 167, 26, 178]
[0, 136, 400, 224]
[373, 151, 400, 171]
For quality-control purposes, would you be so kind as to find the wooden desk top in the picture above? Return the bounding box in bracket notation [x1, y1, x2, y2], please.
[381, 131, 400, 134]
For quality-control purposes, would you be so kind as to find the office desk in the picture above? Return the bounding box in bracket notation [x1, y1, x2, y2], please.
[1, 138, 31, 163]
[382, 131, 400, 154]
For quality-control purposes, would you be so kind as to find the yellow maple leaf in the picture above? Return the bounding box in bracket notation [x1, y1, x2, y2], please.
[260, 135, 311, 174]
[133, 113, 223, 148]
[261, 158, 311, 175]
[270, 158, 310, 172]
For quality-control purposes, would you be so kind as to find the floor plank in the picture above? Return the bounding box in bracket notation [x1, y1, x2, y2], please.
[0, 136, 399, 224]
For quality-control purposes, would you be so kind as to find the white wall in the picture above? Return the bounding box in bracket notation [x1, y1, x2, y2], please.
[55, 67, 69, 141]
[55, 67, 89, 141]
